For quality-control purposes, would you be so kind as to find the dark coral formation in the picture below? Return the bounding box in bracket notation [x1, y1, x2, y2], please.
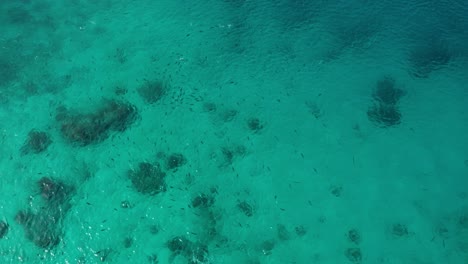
[305, 100, 322, 119]
[58, 100, 137, 146]
[237, 200, 254, 217]
[21, 130, 52, 155]
[295, 225, 307, 237]
[128, 162, 166, 195]
[202, 102, 217, 112]
[367, 76, 405, 127]
[330, 185, 343, 197]
[220, 109, 238, 122]
[15, 210, 61, 249]
[149, 224, 160, 235]
[123, 237, 133, 248]
[137, 80, 167, 104]
[147, 254, 159, 263]
[277, 224, 290, 241]
[16, 177, 74, 249]
[348, 229, 361, 245]
[0, 59, 19, 88]
[114, 86, 128, 96]
[260, 240, 275, 255]
[367, 104, 401, 126]
[167, 236, 191, 255]
[166, 236, 209, 264]
[221, 145, 246, 166]
[372, 77, 405, 105]
[189, 188, 220, 243]
[166, 153, 187, 170]
[459, 213, 468, 228]
[38, 177, 74, 207]
[391, 223, 409, 237]
[0, 221, 8, 239]
[6, 6, 34, 25]
[345, 248, 362, 263]
[408, 38, 452, 78]
[191, 193, 215, 209]
[247, 117, 264, 133]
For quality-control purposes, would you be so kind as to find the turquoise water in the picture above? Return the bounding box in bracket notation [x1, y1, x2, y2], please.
[1, 0, 468, 263]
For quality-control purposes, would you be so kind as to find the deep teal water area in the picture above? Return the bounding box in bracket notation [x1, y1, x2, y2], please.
[1, 0, 468, 263]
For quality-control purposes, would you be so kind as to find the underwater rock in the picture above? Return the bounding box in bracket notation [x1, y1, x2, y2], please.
[220, 109, 238, 122]
[367, 103, 401, 127]
[38, 177, 74, 207]
[147, 254, 159, 263]
[166, 153, 186, 170]
[123, 237, 133, 248]
[221, 145, 246, 166]
[260, 240, 275, 255]
[295, 225, 307, 237]
[202, 102, 217, 112]
[237, 200, 254, 217]
[167, 236, 192, 255]
[138, 80, 167, 104]
[408, 39, 451, 78]
[372, 77, 405, 105]
[15, 177, 74, 249]
[0, 221, 8, 239]
[15, 210, 61, 249]
[345, 248, 362, 262]
[59, 100, 137, 146]
[166, 236, 208, 264]
[277, 224, 290, 241]
[21, 130, 52, 154]
[191, 193, 215, 208]
[128, 162, 166, 195]
[368, 77, 405, 127]
[348, 229, 361, 245]
[391, 223, 409, 237]
[247, 117, 264, 133]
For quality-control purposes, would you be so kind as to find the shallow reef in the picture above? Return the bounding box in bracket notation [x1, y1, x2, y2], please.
[15, 210, 61, 249]
[128, 162, 167, 195]
[166, 236, 209, 264]
[408, 38, 452, 78]
[58, 100, 138, 146]
[20, 130, 52, 155]
[15, 177, 74, 249]
[165, 153, 187, 170]
[367, 103, 402, 127]
[345, 247, 362, 263]
[367, 76, 405, 127]
[372, 77, 405, 105]
[191, 193, 215, 209]
[0, 221, 8, 239]
[138, 79, 168, 104]
[247, 117, 264, 133]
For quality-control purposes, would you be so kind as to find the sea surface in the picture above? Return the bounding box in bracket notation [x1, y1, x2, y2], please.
[1, 0, 468, 263]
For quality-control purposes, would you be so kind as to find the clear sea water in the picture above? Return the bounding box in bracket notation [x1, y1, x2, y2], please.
[1, 0, 468, 263]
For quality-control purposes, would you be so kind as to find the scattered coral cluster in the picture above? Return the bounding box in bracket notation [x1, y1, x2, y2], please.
[20, 130, 52, 155]
[367, 76, 406, 127]
[408, 38, 452, 78]
[9, 98, 140, 252]
[4, 72, 281, 263]
[1, 3, 464, 262]
[128, 162, 167, 195]
[15, 177, 74, 249]
[57, 100, 138, 146]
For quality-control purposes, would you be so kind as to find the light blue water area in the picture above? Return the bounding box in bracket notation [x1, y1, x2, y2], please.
[1, 0, 468, 263]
